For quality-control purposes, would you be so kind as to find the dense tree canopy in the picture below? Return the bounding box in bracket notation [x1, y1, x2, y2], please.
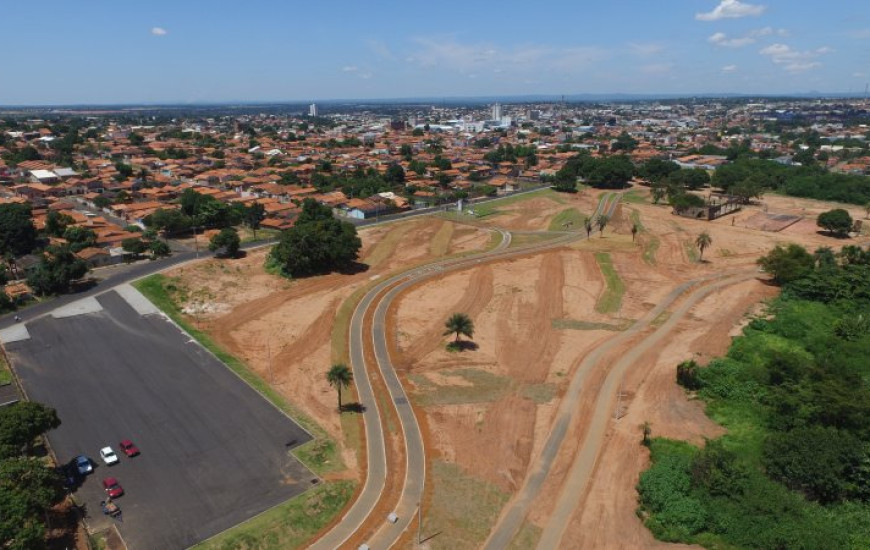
[209, 227, 241, 258]
[816, 208, 853, 237]
[26, 246, 89, 296]
[0, 204, 38, 257]
[268, 199, 361, 277]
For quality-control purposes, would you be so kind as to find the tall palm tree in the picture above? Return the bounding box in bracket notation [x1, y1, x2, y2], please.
[695, 231, 712, 261]
[443, 313, 474, 343]
[326, 363, 353, 412]
[597, 215, 609, 238]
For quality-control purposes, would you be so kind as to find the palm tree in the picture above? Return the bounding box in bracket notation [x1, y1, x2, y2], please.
[695, 231, 712, 262]
[597, 215, 609, 238]
[443, 313, 474, 343]
[326, 364, 353, 412]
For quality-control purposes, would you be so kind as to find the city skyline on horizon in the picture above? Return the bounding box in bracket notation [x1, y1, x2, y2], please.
[2, 0, 869, 106]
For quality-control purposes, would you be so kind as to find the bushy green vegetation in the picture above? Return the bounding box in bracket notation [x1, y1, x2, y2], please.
[0, 401, 65, 549]
[268, 199, 361, 277]
[638, 244, 870, 549]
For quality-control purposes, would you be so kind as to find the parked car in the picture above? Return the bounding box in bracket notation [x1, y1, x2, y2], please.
[59, 463, 81, 489]
[119, 439, 140, 457]
[99, 446, 119, 466]
[74, 455, 93, 475]
[102, 477, 124, 498]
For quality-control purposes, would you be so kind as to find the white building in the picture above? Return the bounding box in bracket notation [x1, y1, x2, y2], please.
[491, 103, 502, 121]
[309, 103, 318, 116]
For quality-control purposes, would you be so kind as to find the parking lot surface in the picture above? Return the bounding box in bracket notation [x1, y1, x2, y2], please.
[6, 290, 315, 549]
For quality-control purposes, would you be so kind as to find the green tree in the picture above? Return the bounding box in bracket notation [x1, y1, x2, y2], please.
[26, 246, 89, 296]
[757, 243, 815, 285]
[584, 217, 593, 239]
[0, 204, 38, 257]
[121, 237, 148, 256]
[631, 223, 640, 242]
[149, 239, 172, 258]
[44, 211, 74, 238]
[62, 225, 96, 252]
[443, 312, 474, 343]
[0, 402, 61, 458]
[245, 203, 266, 239]
[763, 426, 865, 503]
[384, 163, 405, 185]
[144, 209, 193, 234]
[695, 231, 712, 261]
[269, 200, 361, 277]
[326, 363, 353, 412]
[651, 185, 666, 204]
[676, 359, 702, 390]
[639, 159, 680, 183]
[816, 208, 853, 237]
[596, 214, 609, 237]
[209, 227, 240, 258]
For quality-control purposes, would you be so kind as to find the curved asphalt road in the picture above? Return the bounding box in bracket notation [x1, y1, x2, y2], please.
[311, 195, 620, 549]
[483, 269, 758, 550]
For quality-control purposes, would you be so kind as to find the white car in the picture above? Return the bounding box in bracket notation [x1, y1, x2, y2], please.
[99, 446, 119, 466]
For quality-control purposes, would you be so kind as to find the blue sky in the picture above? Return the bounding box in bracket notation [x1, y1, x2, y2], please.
[1, 0, 869, 105]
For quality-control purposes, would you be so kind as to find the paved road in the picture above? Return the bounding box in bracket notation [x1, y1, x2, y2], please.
[535, 271, 757, 549]
[311, 195, 619, 549]
[6, 290, 315, 550]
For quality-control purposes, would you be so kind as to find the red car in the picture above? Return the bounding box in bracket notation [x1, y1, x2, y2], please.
[102, 477, 124, 498]
[119, 439, 140, 457]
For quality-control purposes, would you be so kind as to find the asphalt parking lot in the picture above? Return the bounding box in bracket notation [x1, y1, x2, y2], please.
[5, 290, 315, 549]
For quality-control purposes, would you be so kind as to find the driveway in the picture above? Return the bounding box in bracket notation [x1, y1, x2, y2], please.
[5, 290, 315, 549]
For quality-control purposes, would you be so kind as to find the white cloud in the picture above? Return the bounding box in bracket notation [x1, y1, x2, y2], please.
[696, 0, 766, 21]
[708, 27, 784, 48]
[759, 43, 832, 73]
[708, 32, 755, 48]
[341, 66, 358, 72]
[853, 72, 866, 78]
[150, 27, 167, 36]
[722, 64, 738, 73]
[408, 37, 605, 76]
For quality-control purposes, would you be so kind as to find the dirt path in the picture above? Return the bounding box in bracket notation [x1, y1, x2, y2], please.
[535, 271, 758, 549]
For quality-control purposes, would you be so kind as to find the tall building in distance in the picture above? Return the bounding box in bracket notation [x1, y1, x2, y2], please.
[491, 102, 502, 121]
[309, 103, 318, 116]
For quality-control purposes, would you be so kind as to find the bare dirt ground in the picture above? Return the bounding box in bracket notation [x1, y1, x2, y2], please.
[164, 186, 864, 550]
[161, 217, 491, 474]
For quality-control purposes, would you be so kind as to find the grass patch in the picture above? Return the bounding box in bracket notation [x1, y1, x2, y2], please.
[238, 227, 281, 244]
[414, 368, 512, 406]
[650, 310, 671, 329]
[594, 252, 626, 314]
[0, 353, 12, 386]
[684, 240, 699, 263]
[643, 236, 660, 266]
[430, 220, 455, 257]
[88, 531, 108, 550]
[134, 274, 344, 476]
[629, 209, 645, 231]
[552, 318, 631, 331]
[192, 480, 355, 550]
[548, 207, 584, 232]
[508, 521, 543, 550]
[520, 383, 558, 404]
[622, 189, 648, 204]
[424, 460, 510, 549]
[508, 232, 562, 248]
